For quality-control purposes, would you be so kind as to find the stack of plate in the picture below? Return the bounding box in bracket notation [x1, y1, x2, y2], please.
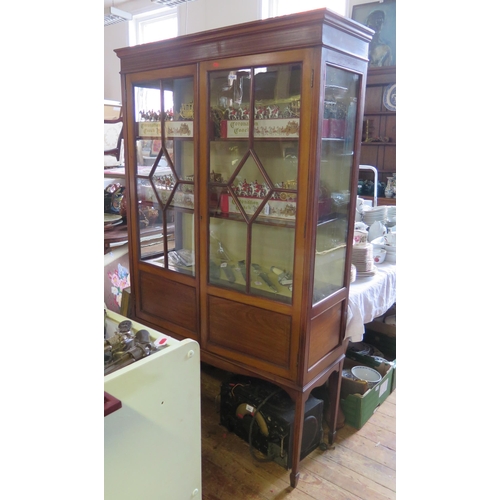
[362, 205, 387, 225]
[386, 205, 396, 227]
[351, 243, 376, 276]
[350, 264, 357, 283]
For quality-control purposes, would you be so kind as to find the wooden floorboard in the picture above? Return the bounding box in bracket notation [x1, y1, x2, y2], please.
[200, 364, 396, 499]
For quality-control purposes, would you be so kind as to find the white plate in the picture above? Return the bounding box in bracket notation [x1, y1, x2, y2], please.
[356, 268, 377, 277]
[351, 365, 382, 384]
[104, 213, 122, 223]
[383, 83, 396, 111]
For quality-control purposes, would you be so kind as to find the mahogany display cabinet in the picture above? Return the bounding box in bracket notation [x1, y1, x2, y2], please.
[115, 8, 372, 487]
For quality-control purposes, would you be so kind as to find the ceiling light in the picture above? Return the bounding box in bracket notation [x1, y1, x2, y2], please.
[151, 0, 197, 7]
[104, 6, 133, 27]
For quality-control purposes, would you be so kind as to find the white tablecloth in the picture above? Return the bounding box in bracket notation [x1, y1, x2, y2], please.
[346, 262, 396, 343]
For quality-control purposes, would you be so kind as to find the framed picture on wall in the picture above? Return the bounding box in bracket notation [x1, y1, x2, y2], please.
[349, 0, 396, 67]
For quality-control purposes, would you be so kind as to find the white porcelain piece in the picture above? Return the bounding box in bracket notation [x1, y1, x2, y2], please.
[351, 366, 382, 387]
[371, 236, 386, 248]
[368, 221, 386, 241]
[354, 230, 368, 246]
[354, 221, 369, 231]
[385, 252, 396, 263]
[373, 248, 386, 264]
[385, 231, 396, 247]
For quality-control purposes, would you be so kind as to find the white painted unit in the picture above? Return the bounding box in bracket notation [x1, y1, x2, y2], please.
[104, 310, 201, 499]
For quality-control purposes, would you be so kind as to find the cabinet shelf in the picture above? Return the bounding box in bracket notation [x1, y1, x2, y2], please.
[211, 136, 299, 142]
[316, 215, 344, 227]
[364, 111, 395, 116]
[361, 142, 395, 146]
[321, 137, 347, 142]
[325, 84, 348, 89]
[212, 212, 296, 228]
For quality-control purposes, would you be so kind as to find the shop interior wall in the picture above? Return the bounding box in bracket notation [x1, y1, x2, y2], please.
[104, 0, 262, 102]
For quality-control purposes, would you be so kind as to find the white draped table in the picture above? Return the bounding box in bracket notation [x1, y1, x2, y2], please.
[346, 262, 396, 343]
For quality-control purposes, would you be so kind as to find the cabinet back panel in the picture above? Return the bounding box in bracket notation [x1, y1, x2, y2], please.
[308, 302, 342, 369]
[207, 296, 291, 369]
[138, 271, 197, 332]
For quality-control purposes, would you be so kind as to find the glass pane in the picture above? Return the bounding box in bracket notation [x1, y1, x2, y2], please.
[250, 223, 294, 304]
[233, 153, 269, 220]
[137, 177, 165, 262]
[134, 75, 195, 272]
[208, 218, 246, 291]
[312, 65, 360, 305]
[313, 220, 347, 302]
[208, 63, 301, 303]
[210, 68, 251, 118]
[253, 141, 298, 223]
[253, 64, 300, 225]
[208, 139, 246, 219]
[166, 210, 195, 276]
[254, 64, 301, 124]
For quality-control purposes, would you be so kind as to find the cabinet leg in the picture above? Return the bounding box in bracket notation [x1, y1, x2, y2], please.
[289, 392, 306, 488]
[289, 470, 300, 488]
[327, 363, 343, 445]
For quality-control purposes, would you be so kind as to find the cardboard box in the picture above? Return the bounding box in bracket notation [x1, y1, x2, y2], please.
[219, 193, 296, 219]
[340, 356, 394, 429]
[363, 303, 396, 392]
[220, 118, 300, 138]
[363, 304, 396, 392]
[138, 120, 193, 138]
[364, 319, 395, 338]
[347, 345, 396, 392]
[362, 330, 396, 387]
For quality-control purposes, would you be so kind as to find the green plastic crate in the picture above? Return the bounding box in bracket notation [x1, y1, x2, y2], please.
[340, 358, 394, 429]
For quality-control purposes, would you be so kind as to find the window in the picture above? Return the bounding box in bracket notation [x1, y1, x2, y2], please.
[130, 7, 179, 119]
[263, 0, 347, 18]
[129, 7, 178, 46]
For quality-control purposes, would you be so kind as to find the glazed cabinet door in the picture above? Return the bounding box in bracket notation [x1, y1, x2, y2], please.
[199, 51, 313, 378]
[305, 61, 363, 378]
[125, 66, 200, 340]
[206, 62, 301, 303]
[313, 64, 361, 304]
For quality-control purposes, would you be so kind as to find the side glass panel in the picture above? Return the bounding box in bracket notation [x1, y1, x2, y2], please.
[208, 64, 301, 304]
[313, 65, 359, 304]
[133, 76, 195, 276]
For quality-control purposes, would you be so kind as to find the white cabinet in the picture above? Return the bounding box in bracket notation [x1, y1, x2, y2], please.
[104, 310, 201, 499]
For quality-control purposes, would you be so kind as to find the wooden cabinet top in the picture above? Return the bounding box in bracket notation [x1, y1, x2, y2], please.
[115, 8, 373, 73]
